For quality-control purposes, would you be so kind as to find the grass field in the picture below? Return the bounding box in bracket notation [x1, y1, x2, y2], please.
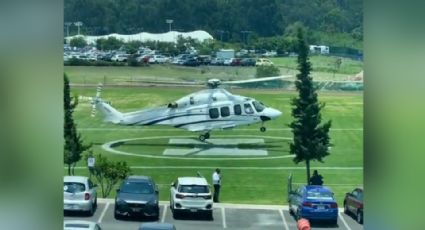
[67, 86, 363, 206]
[64, 56, 363, 85]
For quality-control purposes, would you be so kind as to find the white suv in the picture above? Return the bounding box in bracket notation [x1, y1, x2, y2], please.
[64, 176, 97, 216]
[170, 177, 213, 219]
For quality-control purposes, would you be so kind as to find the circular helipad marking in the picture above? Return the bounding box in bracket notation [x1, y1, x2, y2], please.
[102, 135, 294, 160]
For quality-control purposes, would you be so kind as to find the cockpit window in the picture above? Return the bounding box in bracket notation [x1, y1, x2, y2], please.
[252, 101, 265, 112]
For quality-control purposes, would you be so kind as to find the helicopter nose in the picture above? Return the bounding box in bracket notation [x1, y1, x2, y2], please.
[261, 108, 282, 120]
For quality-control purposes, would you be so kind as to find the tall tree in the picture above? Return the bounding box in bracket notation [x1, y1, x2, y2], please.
[289, 28, 332, 184]
[64, 74, 90, 175]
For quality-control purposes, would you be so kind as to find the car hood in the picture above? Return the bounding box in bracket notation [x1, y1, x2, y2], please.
[117, 192, 156, 203]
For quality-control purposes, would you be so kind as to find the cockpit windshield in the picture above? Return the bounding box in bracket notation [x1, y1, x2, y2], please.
[252, 101, 266, 112]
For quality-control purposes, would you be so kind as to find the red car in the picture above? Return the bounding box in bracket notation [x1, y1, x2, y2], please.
[343, 188, 363, 224]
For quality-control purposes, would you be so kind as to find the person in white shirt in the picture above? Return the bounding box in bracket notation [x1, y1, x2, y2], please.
[212, 168, 221, 202]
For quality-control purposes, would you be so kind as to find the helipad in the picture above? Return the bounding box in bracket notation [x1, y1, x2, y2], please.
[163, 138, 268, 156]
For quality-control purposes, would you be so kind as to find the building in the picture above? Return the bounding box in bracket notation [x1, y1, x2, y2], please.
[309, 45, 329, 55]
[216, 49, 235, 59]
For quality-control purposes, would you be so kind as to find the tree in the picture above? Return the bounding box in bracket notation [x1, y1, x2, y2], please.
[88, 152, 131, 198]
[70, 36, 87, 48]
[289, 28, 332, 185]
[64, 74, 90, 175]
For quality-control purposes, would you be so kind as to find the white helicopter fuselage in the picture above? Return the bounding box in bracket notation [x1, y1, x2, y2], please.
[96, 88, 282, 134]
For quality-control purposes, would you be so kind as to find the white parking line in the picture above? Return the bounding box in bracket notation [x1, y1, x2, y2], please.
[221, 207, 227, 228]
[278, 209, 289, 230]
[161, 204, 168, 223]
[339, 212, 352, 230]
[97, 202, 110, 223]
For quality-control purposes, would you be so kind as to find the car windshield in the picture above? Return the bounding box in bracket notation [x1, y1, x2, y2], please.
[306, 190, 334, 200]
[179, 185, 209, 193]
[120, 182, 154, 194]
[64, 182, 86, 193]
[252, 101, 265, 112]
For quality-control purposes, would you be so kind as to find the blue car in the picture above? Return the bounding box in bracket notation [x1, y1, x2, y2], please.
[288, 185, 338, 224]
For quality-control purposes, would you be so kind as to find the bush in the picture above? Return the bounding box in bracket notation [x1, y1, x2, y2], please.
[255, 65, 280, 78]
[65, 58, 126, 66]
[127, 57, 142, 67]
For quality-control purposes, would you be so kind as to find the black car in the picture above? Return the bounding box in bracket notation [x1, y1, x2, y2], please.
[114, 176, 159, 219]
[240, 58, 256, 66]
[183, 57, 201, 66]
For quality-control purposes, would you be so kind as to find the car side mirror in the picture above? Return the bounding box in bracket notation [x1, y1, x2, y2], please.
[171, 182, 175, 187]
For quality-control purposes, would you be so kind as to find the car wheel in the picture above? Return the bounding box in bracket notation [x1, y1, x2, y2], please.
[206, 210, 213, 220]
[357, 211, 363, 224]
[172, 209, 179, 219]
[87, 203, 94, 216]
[343, 202, 349, 214]
[114, 206, 120, 220]
[296, 209, 301, 220]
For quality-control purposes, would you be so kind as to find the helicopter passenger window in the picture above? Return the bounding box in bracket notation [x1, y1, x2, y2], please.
[244, 103, 254, 114]
[220, 107, 230, 117]
[209, 108, 219, 119]
[234, 104, 242, 115]
[252, 101, 265, 112]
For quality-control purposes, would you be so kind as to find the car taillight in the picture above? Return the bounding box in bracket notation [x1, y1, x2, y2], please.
[176, 193, 185, 199]
[302, 202, 312, 207]
[84, 193, 90, 200]
[330, 203, 338, 208]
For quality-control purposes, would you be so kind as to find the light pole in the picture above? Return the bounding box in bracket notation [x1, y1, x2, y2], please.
[74, 21, 83, 35]
[166, 19, 173, 32]
[64, 22, 72, 37]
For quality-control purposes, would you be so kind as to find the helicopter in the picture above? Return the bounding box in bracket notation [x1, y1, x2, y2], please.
[90, 76, 289, 141]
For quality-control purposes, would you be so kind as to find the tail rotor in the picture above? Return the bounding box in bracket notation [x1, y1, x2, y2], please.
[91, 83, 103, 117]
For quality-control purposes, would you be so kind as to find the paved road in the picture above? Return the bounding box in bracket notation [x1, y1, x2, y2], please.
[65, 200, 363, 230]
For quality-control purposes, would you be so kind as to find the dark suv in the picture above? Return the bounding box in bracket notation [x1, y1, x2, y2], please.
[114, 176, 159, 220]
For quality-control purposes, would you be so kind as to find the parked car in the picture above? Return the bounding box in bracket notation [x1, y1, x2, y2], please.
[114, 175, 160, 220]
[210, 57, 225, 66]
[288, 185, 338, 224]
[64, 176, 97, 216]
[343, 188, 363, 224]
[230, 58, 241, 66]
[182, 57, 201, 67]
[240, 58, 256, 66]
[111, 54, 128, 62]
[223, 58, 232, 66]
[198, 55, 212, 65]
[136, 54, 151, 64]
[64, 220, 102, 230]
[149, 55, 170, 64]
[255, 58, 274, 66]
[170, 177, 213, 219]
[138, 223, 176, 230]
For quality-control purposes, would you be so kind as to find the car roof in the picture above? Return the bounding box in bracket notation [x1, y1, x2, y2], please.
[64, 220, 97, 229]
[177, 177, 208, 185]
[64, 176, 88, 183]
[304, 185, 333, 192]
[138, 223, 175, 230]
[126, 175, 152, 182]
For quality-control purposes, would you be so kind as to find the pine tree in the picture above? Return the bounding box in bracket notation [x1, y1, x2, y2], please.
[289, 28, 332, 184]
[64, 74, 90, 175]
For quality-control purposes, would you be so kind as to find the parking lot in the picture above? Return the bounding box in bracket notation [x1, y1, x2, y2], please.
[64, 199, 363, 230]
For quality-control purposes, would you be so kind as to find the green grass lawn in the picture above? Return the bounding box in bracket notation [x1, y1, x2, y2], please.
[67, 86, 363, 206]
[64, 56, 363, 85]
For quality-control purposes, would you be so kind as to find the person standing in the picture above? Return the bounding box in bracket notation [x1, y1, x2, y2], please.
[212, 168, 221, 203]
[309, 170, 324, 185]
